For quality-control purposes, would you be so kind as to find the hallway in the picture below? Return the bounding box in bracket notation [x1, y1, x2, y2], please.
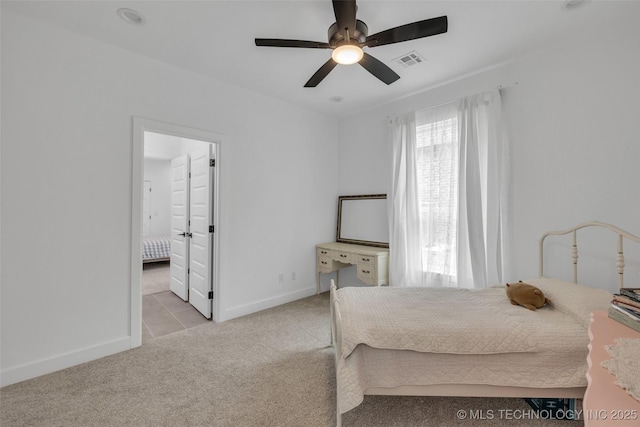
[142, 263, 210, 342]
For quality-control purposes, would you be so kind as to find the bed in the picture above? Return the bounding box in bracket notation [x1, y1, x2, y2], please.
[330, 221, 640, 426]
[142, 235, 171, 263]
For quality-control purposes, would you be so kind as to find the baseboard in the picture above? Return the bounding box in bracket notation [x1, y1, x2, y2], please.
[1, 337, 131, 387]
[220, 286, 316, 322]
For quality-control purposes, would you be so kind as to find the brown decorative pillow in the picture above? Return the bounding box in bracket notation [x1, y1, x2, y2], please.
[506, 281, 552, 311]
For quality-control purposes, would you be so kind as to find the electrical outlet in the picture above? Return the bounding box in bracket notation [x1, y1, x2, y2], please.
[278, 273, 285, 283]
[291, 272, 296, 281]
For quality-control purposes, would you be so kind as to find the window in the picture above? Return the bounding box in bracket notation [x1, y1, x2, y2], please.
[389, 90, 507, 289]
[415, 104, 458, 282]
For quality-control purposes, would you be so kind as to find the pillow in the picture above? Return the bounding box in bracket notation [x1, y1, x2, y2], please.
[524, 277, 612, 329]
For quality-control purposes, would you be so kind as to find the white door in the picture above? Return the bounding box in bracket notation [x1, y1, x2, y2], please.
[188, 145, 214, 318]
[169, 155, 190, 301]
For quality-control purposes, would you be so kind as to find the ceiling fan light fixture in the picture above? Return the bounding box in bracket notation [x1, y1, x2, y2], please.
[255, 1, 447, 86]
[332, 44, 364, 65]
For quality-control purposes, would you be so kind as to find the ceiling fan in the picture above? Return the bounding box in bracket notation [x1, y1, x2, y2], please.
[255, 0, 448, 87]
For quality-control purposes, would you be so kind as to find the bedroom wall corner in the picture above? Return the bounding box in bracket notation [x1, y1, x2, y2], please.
[335, 12, 640, 291]
[0, 9, 340, 386]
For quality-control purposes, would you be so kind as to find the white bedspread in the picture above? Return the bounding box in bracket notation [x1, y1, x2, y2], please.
[339, 286, 546, 357]
[334, 278, 613, 414]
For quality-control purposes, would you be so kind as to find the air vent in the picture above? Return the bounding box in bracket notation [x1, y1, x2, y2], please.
[394, 51, 426, 68]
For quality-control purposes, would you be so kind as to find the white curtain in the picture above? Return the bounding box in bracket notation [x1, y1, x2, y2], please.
[456, 89, 511, 288]
[388, 89, 511, 288]
[388, 113, 425, 287]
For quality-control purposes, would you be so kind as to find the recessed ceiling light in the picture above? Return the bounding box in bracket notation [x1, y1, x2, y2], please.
[562, 0, 589, 10]
[117, 8, 145, 25]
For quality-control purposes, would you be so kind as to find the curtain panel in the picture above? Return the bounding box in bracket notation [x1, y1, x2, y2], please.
[388, 113, 425, 287]
[388, 89, 511, 288]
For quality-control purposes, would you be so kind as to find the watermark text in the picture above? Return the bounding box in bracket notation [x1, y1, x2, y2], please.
[455, 408, 638, 421]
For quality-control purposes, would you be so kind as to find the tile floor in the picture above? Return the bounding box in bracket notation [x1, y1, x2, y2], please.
[142, 291, 211, 342]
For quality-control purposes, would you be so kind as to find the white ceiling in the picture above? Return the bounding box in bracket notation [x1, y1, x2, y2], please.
[4, 1, 637, 117]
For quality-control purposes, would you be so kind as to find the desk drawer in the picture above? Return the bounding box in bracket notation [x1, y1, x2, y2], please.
[317, 248, 331, 257]
[358, 254, 376, 267]
[332, 250, 355, 264]
[357, 255, 377, 285]
[317, 255, 336, 273]
[357, 265, 376, 285]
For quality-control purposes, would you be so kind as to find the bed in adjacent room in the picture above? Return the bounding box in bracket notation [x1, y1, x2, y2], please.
[330, 222, 640, 426]
[142, 235, 171, 263]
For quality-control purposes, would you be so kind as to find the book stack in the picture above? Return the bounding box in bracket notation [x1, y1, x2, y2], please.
[608, 288, 640, 332]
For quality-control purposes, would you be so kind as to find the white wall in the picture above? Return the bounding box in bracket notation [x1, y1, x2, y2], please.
[180, 137, 210, 156]
[143, 131, 183, 161]
[142, 132, 212, 238]
[143, 158, 171, 237]
[337, 14, 640, 292]
[0, 10, 339, 385]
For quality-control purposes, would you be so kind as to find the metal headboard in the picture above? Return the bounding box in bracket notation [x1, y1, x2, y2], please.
[539, 221, 640, 289]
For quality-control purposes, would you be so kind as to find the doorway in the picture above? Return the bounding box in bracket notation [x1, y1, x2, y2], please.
[131, 118, 223, 348]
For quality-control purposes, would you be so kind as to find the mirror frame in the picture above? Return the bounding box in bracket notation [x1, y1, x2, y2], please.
[336, 194, 389, 248]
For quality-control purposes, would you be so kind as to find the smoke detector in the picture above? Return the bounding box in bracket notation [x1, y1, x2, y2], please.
[117, 8, 145, 25]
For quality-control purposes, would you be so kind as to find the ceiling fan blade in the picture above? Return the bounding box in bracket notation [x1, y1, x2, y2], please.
[304, 58, 338, 87]
[332, 0, 357, 37]
[255, 38, 331, 49]
[364, 16, 448, 47]
[358, 52, 400, 85]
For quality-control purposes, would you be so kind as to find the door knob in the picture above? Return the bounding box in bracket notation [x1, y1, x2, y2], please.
[178, 232, 192, 237]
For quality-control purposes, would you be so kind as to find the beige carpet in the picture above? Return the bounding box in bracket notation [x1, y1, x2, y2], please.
[0, 293, 582, 426]
[142, 262, 170, 295]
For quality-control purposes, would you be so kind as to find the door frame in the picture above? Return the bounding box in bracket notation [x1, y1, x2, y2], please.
[131, 117, 223, 347]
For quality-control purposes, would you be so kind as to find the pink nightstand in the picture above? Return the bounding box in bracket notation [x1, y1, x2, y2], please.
[584, 311, 640, 426]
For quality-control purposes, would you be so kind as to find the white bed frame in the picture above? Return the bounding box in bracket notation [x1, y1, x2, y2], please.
[539, 221, 640, 289]
[330, 221, 640, 427]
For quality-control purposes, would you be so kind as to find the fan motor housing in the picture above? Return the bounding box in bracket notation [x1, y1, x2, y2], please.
[328, 20, 368, 46]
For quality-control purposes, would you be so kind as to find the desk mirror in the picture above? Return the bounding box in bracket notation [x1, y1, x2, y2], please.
[336, 194, 389, 248]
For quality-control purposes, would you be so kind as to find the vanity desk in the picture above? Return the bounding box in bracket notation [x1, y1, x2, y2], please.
[316, 242, 389, 293]
[320, 193, 390, 293]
